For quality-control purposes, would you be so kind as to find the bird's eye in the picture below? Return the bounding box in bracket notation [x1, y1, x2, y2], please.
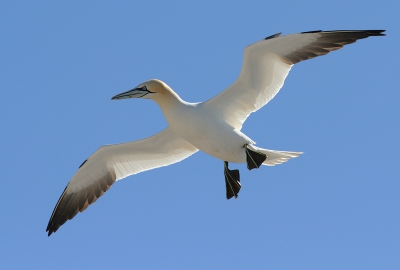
[142, 86, 147, 91]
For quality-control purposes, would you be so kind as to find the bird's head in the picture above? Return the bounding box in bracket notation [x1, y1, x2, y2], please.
[111, 79, 171, 101]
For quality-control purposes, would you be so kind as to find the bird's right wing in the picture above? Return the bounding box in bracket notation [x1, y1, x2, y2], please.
[204, 30, 385, 130]
[46, 127, 197, 236]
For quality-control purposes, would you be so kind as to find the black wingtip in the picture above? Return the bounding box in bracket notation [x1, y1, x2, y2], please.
[46, 184, 69, 237]
[302, 29, 386, 36]
[365, 29, 386, 36]
[46, 225, 56, 236]
[78, 159, 87, 168]
[301, 30, 322, 34]
[331, 30, 386, 36]
[265, 32, 282, 40]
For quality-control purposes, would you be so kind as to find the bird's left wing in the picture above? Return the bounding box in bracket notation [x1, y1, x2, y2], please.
[46, 127, 197, 236]
[204, 30, 385, 130]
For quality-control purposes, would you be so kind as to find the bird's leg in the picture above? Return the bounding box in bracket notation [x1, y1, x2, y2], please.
[224, 161, 241, 200]
[245, 144, 267, 170]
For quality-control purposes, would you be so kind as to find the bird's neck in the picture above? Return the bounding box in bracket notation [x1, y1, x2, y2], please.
[154, 88, 186, 110]
[153, 88, 193, 125]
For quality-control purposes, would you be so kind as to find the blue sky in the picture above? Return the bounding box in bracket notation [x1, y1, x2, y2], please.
[1, 1, 399, 269]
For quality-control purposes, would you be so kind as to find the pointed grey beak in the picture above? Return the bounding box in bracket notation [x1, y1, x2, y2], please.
[111, 86, 154, 100]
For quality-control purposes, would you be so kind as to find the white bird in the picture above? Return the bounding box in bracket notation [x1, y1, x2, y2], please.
[47, 30, 385, 236]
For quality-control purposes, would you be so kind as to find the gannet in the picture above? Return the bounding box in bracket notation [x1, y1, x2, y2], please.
[46, 30, 385, 236]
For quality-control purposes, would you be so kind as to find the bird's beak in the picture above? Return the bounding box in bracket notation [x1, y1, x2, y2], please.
[111, 86, 154, 100]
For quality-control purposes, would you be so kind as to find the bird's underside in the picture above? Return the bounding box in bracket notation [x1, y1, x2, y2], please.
[46, 29, 385, 236]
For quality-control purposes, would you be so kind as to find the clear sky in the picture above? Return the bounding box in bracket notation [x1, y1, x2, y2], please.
[1, 1, 399, 269]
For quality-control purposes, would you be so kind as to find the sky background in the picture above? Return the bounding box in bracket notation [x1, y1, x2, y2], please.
[1, 1, 399, 269]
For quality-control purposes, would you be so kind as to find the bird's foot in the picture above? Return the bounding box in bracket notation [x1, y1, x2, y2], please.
[245, 144, 267, 170]
[224, 161, 241, 200]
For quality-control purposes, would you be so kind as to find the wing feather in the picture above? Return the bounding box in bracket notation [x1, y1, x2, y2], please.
[204, 30, 385, 129]
[46, 127, 197, 236]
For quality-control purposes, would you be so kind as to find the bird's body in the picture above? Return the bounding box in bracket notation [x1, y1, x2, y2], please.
[154, 91, 253, 163]
[46, 29, 385, 236]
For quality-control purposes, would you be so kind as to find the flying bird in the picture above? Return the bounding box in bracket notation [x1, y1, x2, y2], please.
[46, 29, 385, 236]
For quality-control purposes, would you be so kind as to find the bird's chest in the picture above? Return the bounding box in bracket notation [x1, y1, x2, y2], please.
[167, 107, 218, 143]
[164, 106, 248, 161]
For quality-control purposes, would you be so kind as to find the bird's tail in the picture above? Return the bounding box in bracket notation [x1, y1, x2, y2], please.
[248, 145, 302, 166]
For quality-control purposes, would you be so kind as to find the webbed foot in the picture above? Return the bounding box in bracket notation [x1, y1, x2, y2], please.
[224, 161, 241, 199]
[245, 145, 267, 170]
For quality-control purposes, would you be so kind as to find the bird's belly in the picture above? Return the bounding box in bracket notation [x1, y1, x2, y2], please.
[167, 111, 250, 163]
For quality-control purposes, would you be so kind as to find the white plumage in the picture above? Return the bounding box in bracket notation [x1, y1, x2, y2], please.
[47, 29, 385, 236]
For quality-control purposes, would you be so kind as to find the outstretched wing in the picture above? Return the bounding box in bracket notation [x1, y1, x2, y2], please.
[204, 30, 385, 129]
[46, 127, 197, 236]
